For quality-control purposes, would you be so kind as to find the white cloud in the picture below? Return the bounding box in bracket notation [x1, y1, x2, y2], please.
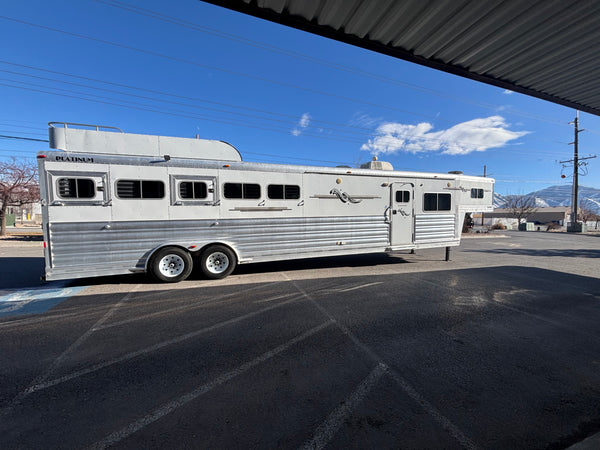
[291, 112, 311, 136]
[360, 116, 528, 156]
[503, 89, 514, 95]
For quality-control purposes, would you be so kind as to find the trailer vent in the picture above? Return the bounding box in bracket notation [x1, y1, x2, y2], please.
[360, 157, 393, 171]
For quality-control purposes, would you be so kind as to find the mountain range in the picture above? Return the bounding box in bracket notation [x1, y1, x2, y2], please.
[494, 185, 600, 213]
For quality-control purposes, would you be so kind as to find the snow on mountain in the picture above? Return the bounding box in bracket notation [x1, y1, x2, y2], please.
[494, 185, 600, 213]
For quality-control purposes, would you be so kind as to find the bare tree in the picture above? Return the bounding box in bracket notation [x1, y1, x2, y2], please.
[504, 195, 538, 224]
[578, 199, 598, 224]
[0, 158, 39, 236]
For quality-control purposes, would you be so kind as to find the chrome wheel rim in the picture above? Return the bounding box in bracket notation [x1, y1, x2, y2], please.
[206, 251, 229, 274]
[158, 254, 185, 277]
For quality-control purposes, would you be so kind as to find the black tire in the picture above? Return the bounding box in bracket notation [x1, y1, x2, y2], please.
[149, 247, 193, 282]
[200, 245, 237, 279]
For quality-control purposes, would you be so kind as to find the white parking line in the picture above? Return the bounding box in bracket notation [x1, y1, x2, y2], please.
[1, 285, 140, 418]
[337, 282, 384, 293]
[299, 363, 388, 450]
[282, 273, 479, 450]
[94, 281, 285, 331]
[87, 320, 335, 450]
[25, 296, 302, 395]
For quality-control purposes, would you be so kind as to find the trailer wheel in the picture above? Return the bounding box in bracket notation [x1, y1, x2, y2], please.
[150, 247, 193, 282]
[200, 245, 236, 279]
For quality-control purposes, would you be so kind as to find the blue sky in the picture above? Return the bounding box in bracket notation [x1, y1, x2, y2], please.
[1, 0, 599, 195]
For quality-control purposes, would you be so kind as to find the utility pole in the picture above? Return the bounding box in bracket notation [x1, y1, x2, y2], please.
[481, 165, 486, 226]
[560, 111, 596, 232]
[570, 112, 580, 231]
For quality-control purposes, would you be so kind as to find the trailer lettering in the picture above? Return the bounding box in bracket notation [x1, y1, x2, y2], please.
[55, 156, 94, 163]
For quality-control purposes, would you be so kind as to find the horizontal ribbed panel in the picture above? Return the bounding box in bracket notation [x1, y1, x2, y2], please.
[414, 214, 456, 243]
[48, 216, 389, 278]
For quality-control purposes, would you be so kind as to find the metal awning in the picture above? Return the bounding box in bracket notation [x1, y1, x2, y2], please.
[201, 0, 600, 116]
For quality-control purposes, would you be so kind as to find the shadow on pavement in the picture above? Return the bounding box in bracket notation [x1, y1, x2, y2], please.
[466, 248, 600, 258]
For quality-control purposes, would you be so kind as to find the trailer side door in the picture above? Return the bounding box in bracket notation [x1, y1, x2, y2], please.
[389, 182, 414, 246]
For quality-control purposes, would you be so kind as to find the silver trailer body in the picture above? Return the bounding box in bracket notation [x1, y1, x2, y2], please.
[38, 124, 494, 282]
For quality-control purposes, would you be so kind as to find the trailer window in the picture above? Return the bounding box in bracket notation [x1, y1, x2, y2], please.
[57, 178, 95, 199]
[395, 190, 410, 203]
[179, 181, 208, 199]
[424, 193, 451, 211]
[471, 188, 484, 199]
[224, 183, 261, 199]
[268, 184, 300, 200]
[116, 180, 165, 199]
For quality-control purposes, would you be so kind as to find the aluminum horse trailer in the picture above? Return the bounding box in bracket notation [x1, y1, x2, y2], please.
[38, 123, 494, 282]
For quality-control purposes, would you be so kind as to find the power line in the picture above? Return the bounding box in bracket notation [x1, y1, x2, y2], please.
[0, 134, 48, 142]
[0, 15, 541, 136]
[1, 78, 541, 153]
[0, 123, 46, 131]
[0, 73, 573, 162]
[96, 0, 571, 128]
[2, 71, 543, 152]
[3, 61, 554, 148]
[0, 129, 47, 137]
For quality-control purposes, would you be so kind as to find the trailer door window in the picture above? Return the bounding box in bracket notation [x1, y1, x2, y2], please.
[116, 180, 165, 199]
[57, 178, 95, 199]
[268, 184, 300, 199]
[224, 183, 261, 199]
[424, 193, 451, 211]
[395, 190, 410, 203]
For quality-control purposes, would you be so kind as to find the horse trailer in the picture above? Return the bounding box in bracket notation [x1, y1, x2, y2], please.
[38, 123, 494, 282]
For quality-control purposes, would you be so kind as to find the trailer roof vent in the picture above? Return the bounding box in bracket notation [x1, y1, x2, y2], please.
[360, 156, 393, 171]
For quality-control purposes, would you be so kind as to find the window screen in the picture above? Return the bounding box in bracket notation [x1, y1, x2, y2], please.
[424, 193, 451, 211]
[116, 180, 164, 199]
[57, 178, 95, 199]
[180, 181, 208, 199]
[224, 183, 261, 199]
[268, 184, 300, 199]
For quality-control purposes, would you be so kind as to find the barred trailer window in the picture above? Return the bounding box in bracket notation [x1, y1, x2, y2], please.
[179, 181, 208, 199]
[57, 178, 95, 199]
[116, 180, 165, 199]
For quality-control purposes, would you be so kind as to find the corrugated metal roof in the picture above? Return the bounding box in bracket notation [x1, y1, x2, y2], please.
[201, 0, 600, 116]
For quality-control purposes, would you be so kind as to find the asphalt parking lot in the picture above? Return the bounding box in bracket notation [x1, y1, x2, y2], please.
[1, 231, 600, 449]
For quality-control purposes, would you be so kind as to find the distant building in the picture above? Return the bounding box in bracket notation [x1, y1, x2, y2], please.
[476, 206, 570, 229]
[1, 201, 42, 226]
